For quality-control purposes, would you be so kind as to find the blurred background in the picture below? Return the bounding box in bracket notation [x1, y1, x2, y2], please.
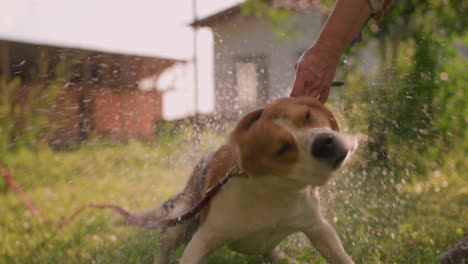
[1, 0, 467, 263]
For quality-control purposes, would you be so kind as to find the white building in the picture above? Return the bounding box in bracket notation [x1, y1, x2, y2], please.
[194, 5, 326, 115]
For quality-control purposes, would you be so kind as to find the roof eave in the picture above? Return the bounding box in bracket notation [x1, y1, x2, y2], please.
[191, 6, 242, 27]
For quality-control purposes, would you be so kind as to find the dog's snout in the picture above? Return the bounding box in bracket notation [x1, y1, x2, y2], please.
[311, 133, 336, 158]
[311, 132, 354, 169]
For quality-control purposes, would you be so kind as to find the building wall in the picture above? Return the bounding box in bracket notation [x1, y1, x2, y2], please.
[211, 10, 325, 115]
[48, 84, 163, 147]
[91, 87, 163, 141]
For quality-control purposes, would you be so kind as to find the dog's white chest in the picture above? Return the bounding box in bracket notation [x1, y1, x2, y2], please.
[202, 176, 321, 254]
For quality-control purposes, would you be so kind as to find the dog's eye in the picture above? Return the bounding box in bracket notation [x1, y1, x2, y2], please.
[276, 142, 293, 156]
[304, 111, 311, 123]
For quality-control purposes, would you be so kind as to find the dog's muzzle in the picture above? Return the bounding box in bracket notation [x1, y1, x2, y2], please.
[311, 131, 357, 169]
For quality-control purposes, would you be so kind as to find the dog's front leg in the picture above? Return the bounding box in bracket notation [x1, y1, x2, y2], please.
[303, 220, 354, 264]
[180, 229, 224, 264]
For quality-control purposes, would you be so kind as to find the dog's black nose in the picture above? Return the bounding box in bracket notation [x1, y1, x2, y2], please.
[311, 132, 350, 168]
[311, 133, 336, 158]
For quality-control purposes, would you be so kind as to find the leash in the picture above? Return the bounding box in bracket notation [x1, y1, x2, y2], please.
[155, 164, 243, 228]
[1, 166, 53, 226]
[1, 161, 243, 229]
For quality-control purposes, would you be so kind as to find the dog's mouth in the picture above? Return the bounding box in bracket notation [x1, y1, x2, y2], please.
[333, 152, 348, 169]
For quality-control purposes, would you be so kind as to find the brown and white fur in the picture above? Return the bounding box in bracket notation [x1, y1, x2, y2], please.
[129, 96, 358, 264]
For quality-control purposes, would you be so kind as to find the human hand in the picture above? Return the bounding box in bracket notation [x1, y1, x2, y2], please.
[290, 41, 342, 103]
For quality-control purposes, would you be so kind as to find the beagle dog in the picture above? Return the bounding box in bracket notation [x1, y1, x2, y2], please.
[131, 96, 358, 264]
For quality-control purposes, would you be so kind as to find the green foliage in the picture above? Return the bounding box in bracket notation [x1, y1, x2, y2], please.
[241, 0, 302, 41]
[435, 51, 468, 149]
[340, 0, 468, 176]
[0, 77, 21, 149]
[0, 75, 63, 151]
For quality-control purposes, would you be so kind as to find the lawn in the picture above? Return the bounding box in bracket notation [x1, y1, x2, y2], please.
[1, 130, 466, 264]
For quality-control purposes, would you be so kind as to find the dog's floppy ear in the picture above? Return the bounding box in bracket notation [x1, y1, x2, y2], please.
[230, 108, 264, 172]
[230, 108, 264, 150]
[233, 108, 264, 132]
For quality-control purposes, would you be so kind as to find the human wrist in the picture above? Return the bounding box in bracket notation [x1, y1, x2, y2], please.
[309, 39, 343, 62]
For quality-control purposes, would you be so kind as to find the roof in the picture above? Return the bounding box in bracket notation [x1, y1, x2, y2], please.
[2, 39, 183, 82]
[192, 6, 242, 27]
[192, 0, 329, 27]
[0, 0, 194, 60]
[1, 37, 186, 64]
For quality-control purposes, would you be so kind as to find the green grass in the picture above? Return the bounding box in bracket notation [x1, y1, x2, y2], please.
[1, 131, 466, 264]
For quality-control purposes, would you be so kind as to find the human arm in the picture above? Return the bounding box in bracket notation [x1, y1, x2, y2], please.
[290, 0, 376, 101]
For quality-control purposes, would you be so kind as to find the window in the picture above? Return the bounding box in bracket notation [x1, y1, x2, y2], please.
[235, 56, 268, 108]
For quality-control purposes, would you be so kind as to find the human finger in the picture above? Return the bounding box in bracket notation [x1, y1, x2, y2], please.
[307, 81, 322, 99]
[318, 84, 330, 103]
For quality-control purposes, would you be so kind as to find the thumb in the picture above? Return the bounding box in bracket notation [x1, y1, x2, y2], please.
[290, 75, 305, 97]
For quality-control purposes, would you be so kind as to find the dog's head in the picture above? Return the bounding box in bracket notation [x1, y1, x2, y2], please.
[230, 96, 357, 186]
